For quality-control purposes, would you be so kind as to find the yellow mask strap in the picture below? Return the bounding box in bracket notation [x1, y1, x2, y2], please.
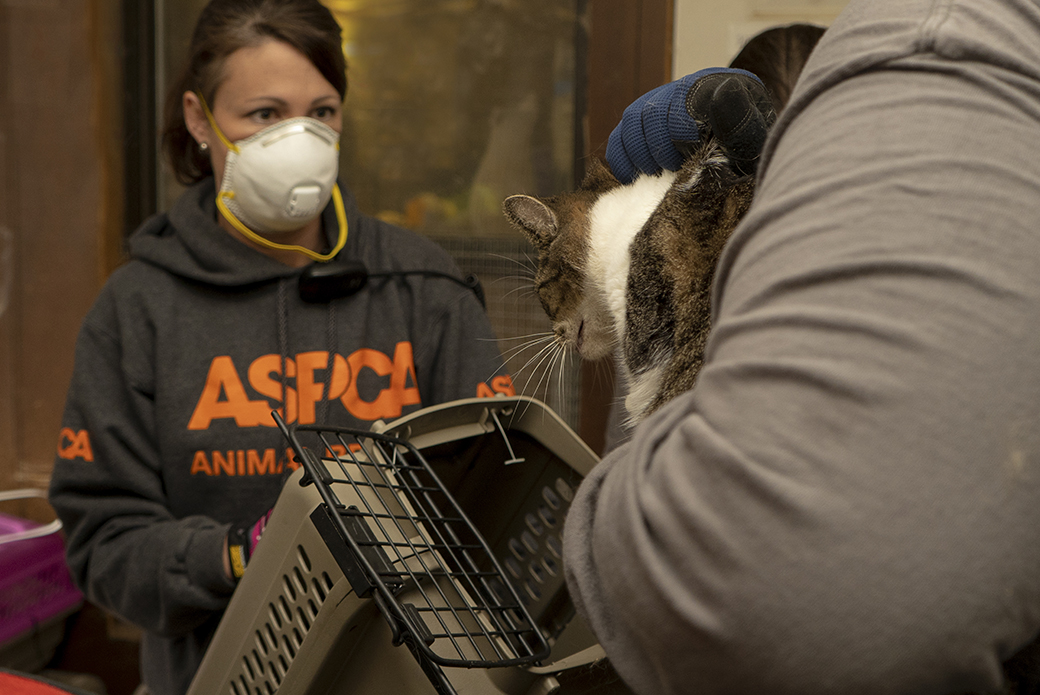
[197, 92, 238, 154]
[199, 91, 346, 262]
[217, 185, 348, 263]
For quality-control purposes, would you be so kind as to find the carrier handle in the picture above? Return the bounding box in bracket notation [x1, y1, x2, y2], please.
[0, 488, 63, 546]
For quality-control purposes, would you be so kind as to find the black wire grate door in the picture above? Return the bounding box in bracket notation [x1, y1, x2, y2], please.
[275, 413, 550, 695]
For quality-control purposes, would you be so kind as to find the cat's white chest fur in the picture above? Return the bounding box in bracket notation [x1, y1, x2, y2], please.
[586, 170, 676, 420]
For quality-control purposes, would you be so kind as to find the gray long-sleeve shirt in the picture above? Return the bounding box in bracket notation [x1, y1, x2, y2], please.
[564, 0, 1040, 692]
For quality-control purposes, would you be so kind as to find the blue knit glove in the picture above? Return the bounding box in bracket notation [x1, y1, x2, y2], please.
[606, 67, 776, 183]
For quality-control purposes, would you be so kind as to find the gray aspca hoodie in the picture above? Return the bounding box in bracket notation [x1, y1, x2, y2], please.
[48, 179, 513, 695]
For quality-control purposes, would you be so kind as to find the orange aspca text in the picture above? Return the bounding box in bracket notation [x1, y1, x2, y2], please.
[57, 428, 94, 462]
[188, 345, 418, 429]
[190, 448, 301, 476]
[189, 444, 363, 476]
[476, 375, 516, 399]
[187, 343, 514, 430]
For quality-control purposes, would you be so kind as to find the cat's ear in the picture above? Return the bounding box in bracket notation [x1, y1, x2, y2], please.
[503, 195, 558, 248]
[581, 157, 621, 192]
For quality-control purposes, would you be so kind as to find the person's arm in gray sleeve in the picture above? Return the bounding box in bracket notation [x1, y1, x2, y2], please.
[49, 296, 235, 638]
[565, 0, 1040, 692]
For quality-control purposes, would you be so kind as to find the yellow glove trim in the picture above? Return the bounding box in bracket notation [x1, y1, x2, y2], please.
[229, 544, 247, 580]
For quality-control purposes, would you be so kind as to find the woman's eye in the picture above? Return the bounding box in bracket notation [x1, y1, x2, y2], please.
[313, 106, 337, 119]
[253, 108, 276, 121]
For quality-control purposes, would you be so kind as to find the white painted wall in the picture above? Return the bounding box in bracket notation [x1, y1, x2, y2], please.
[672, 0, 851, 79]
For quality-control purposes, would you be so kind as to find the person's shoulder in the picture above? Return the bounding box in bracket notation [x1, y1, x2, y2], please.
[103, 254, 177, 293]
[356, 213, 460, 272]
[81, 255, 180, 329]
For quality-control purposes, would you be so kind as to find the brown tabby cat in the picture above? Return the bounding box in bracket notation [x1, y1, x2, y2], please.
[504, 143, 754, 423]
[502, 24, 825, 423]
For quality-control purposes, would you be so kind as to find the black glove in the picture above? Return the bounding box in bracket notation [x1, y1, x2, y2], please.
[606, 67, 776, 183]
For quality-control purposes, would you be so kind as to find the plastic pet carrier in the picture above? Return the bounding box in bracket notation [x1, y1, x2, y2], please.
[187, 396, 632, 695]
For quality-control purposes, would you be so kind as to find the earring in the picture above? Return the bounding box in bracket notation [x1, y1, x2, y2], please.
[199, 142, 209, 151]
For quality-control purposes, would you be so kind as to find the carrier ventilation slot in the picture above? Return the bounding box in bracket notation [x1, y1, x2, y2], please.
[228, 544, 334, 695]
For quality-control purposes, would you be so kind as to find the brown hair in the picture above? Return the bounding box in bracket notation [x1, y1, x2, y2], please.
[162, 0, 348, 185]
[729, 23, 826, 114]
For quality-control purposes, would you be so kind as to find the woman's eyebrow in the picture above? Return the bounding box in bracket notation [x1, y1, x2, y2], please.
[242, 96, 289, 106]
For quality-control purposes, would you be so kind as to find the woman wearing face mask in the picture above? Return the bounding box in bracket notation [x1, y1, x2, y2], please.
[47, 2, 514, 694]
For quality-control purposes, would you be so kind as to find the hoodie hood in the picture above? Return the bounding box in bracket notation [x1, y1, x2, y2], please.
[128, 178, 353, 288]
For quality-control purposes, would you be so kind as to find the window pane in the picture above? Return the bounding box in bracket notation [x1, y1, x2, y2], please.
[327, 0, 579, 237]
[324, 0, 584, 427]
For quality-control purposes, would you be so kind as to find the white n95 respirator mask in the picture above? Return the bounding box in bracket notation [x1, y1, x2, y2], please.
[198, 93, 347, 262]
[218, 117, 339, 233]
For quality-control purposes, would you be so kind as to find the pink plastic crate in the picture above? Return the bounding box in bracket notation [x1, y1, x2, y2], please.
[0, 512, 83, 647]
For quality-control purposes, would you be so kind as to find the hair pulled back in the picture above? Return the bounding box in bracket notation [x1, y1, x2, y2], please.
[162, 0, 347, 185]
[729, 23, 826, 114]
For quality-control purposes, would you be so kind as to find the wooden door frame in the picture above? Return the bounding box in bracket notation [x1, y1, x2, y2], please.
[0, 0, 123, 510]
[581, 0, 673, 455]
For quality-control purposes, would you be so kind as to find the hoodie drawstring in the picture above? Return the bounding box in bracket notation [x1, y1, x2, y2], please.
[277, 276, 337, 433]
[277, 278, 291, 470]
[321, 303, 334, 424]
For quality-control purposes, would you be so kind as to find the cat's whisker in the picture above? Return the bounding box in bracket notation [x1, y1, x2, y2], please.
[498, 330, 555, 344]
[529, 341, 565, 425]
[527, 341, 564, 410]
[485, 335, 556, 366]
[488, 270, 532, 282]
[511, 338, 562, 382]
[501, 269, 536, 281]
[500, 339, 552, 364]
[555, 344, 570, 419]
[503, 285, 538, 302]
[500, 332, 554, 356]
[497, 286, 537, 303]
[487, 253, 537, 275]
[511, 343, 563, 410]
[486, 251, 530, 265]
[580, 352, 617, 414]
[602, 356, 619, 395]
[484, 333, 554, 385]
[498, 335, 556, 365]
[513, 353, 553, 418]
[487, 270, 537, 300]
[537, 344, 565, 427]
[542, 345, 569, 421]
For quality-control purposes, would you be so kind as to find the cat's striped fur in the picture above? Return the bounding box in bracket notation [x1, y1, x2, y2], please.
[504, 141, 754, 423]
